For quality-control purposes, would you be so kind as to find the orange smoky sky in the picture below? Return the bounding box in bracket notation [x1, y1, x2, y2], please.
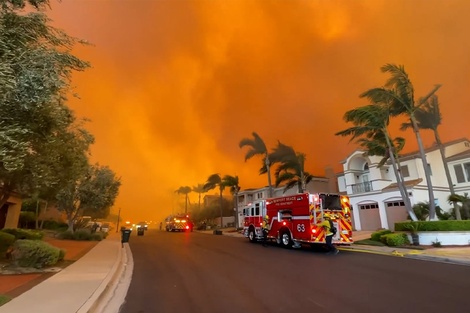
[45, 0, 470, 223]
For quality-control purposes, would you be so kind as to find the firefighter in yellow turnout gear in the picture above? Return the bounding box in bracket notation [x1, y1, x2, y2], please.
[262, 215, 270, 247]
[319, 214, 339, 255]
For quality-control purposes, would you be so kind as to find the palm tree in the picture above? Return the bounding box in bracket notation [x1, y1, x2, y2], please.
[239, 132, 273, 197]
[192, 183, 207, 212]
[335, 104, 418, 221]
[401, 95, 461, 220]
[175, 186, 192, 214]
[448, 193, 470, 220]
[204, 174, 225, 228]
[360, 64, 441, 220]
[222, 175, 241, 228]
[269, 141, 313, 193]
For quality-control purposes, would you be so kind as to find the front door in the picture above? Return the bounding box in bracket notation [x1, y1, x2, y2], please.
[0, 204, 8, 229]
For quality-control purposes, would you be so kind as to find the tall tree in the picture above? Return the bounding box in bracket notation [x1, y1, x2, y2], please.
[269, 141, 313, 193]
[239, 132, 273, 197]
[80, 164, 121, 219]
[222, 175, 241, 228]
[203, 174, 225, 228]
[175, 186, 192, 214]
[335, 104, 418, 221]
[56, 163, 121, 232]
[360, 64, 441, 219]
[0, 0, 90, 207]
[401, 95, 461, 220]
[192, 183, 206, 212]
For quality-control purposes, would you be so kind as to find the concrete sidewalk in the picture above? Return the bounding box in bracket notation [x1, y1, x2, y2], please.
[0, 233, 130, 313]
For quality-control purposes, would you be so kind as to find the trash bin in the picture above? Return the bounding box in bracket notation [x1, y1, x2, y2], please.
[121, 229, 131, 243]
[137, 228, 144, 236]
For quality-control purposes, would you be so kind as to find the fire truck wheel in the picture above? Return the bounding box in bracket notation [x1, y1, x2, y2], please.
[248, 228, 256, 243]
[280, 231, 292, 248]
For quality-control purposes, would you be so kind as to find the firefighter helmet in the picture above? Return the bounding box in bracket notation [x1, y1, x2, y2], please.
[265, 215, 269, 219]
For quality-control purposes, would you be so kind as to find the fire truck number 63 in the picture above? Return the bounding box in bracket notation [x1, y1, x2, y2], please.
[297, 224, 305, 232]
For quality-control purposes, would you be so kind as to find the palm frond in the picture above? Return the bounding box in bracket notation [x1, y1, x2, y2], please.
[203, 173, 221, 191]
[239, 132, 267, 161]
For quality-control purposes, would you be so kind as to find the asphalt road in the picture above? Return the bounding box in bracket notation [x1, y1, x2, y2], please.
[120, 229, 470, 313]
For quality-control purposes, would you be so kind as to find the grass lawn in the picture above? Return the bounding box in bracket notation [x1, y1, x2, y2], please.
[354, 239, 386, 246]
[0, 295, 11, 306]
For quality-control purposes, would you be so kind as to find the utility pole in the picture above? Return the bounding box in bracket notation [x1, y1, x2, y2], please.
[116, 207, 121, 233]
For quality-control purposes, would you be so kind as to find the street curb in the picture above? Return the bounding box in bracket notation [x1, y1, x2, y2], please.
[404, 254, 470, 267]
[94, 242, 134, 313]
[77, 238, 123, 313]
[341, 246, 470, 266]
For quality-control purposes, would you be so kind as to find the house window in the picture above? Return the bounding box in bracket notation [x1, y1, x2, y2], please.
[363, 163, 369, 171]
[454, 162, 470, 183]
[359, 203, 378, 210]
[427, 163, 432, 176]
[257, 192, 263, 199]
[400, 165, 410, 177]
[386, 201, 405, 207]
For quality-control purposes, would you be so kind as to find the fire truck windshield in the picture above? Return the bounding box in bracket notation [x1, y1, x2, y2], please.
[321, 194, 342, 210]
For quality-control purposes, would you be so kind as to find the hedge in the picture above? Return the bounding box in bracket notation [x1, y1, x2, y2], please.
[1, 228, 44, 240]
[10, 239, 64, 268]
[380, 233, 410, 247]
[0, 231, 16, 255]
[371, 229, 392, 241]
[395, 220, 470, 232]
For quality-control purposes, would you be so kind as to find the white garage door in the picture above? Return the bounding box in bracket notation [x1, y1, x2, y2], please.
[385, 201, 408, 231]
[358, 203, 381, 231]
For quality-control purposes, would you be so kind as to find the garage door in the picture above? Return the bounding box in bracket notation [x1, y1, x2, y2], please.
[385, 201, 408, 231]
[358, 203, 381, 231]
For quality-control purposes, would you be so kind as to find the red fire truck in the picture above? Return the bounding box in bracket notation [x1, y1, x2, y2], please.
[243, 193, 353, 248]
[166, 215, 194, 232]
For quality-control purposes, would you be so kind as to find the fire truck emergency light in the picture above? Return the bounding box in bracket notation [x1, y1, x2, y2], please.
[282, 221, 286, 226]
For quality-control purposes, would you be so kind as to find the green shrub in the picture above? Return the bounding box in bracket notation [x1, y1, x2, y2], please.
[42, 220, 68, 231]
[18, 211, 36, 228]
[56, 230, 75, 240]
[431, 239, 442, 247]
[10, 240, 62, 268]
[381, 233, 410, 247]
[73, 229, 92, 240]
[371, 229, 392, 241]
[0, 231, 16, 256]
[58, 249, 66, 261]
[1, 228, 44, 240]
[395, 220, 470, 232]
[56, 229, 104, 241]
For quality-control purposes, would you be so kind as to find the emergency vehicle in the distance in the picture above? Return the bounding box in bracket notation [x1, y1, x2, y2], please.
[166, 214, 194, 232]
[243, 192, 353, 248]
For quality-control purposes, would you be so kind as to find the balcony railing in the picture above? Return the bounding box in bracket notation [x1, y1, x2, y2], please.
[351, 181, 373, 194]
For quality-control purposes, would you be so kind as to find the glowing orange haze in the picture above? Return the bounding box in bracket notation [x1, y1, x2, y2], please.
[47, 0, 470, 223]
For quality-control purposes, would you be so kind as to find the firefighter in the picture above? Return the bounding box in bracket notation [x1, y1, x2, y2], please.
[262, 214, 270, 247]
[319, 214, 338, 255]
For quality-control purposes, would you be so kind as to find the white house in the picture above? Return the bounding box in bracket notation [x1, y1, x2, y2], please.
[337, 137, 470, 231]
